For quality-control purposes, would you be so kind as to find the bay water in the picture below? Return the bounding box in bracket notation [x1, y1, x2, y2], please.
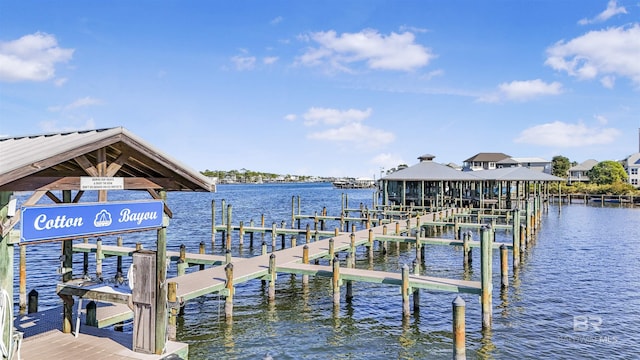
[12, 183, 640, 359]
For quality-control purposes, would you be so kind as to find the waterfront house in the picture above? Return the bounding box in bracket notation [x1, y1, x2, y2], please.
[462, 153, 511, 171]
[500, 157, 552, 173]
[567, 159, 598, 184]
[621, 153, 640, 188]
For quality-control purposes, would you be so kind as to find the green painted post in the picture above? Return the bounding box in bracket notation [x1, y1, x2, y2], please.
[291, 196, 295, 229]
[226, 204, 232, 251]
[512, 209, 520, 269]
[462, 231, 470, 266]
[117, 236, 123, 276]
[332, 255, 340, 306]
[271, 222, 277, 251]
[19, 244, 26, 313]
[199, 242, 206, 270]
[412, 259, 420, 313]
[329, 238, 335, 265]
[177, 244, 187, 277]
[154, 190, 168, 355]
[350, 233, 356, 256]
[346, 252, 353, 302]
[211, 199, 216, 249]
[302, 245, 309, 286]
[480, 226, 492, 330]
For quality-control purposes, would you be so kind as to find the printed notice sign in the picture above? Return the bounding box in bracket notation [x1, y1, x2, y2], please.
[80, 177, 124, 190]
[21, 200, 164, 241]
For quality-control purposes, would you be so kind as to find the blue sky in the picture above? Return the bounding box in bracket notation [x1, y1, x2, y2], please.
[1, 0, 639, 178]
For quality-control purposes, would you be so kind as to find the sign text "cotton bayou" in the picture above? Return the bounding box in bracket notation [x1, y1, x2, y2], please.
[21, 200, 165, 241]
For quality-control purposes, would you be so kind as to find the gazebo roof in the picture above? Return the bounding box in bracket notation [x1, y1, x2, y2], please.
[0, 127, 215, 192]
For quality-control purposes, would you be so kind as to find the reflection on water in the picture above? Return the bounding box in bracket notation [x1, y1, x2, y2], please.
[12, 183, 640, 359]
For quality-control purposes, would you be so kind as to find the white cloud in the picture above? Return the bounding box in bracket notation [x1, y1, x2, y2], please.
[478, 79, 563, 103]
[48, 96, 103, 112]
[270, 16, 283, 25]
[578, 0, 627, 25]
[263, 56, 279, 65]
[545, 24, 640, 87]
[600, 75, 615, 89]
[300, 106, 394, 149]
[284, 114, 297, 121]
[0, 32, 74, 82]
[594, 114, 608, 125]
[514, 120, 620, 147]
[307, 122, 395, 148]
[231, 55, 256, 70]
[296, 29, 434, 72]
[303, 107, 372, 126]
[371, 153, 405, 172]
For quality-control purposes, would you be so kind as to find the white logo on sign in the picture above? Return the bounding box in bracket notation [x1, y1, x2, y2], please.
[94, 210, 112, 227]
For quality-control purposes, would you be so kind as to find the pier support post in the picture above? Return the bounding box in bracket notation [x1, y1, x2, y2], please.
[86, 301, 97, 327]
[211, 200, 216, 249]
[168, 282, 177, 341]
[302, 245, 309, 286]
[224, 263, 234, 319]
[512, 209, 520, 269]
[401, 264, 410, 319]
[412, 259, 420, 313]
[177, 244, 187, 277]
[116, 236, 123, 277]
[462, 232, 470, 266]
[95, 237, 103, 280]
[332, 255, 340, 307]
[268, 254, 276, 302]
[271, 222, 277, 251]
[500, 244, 508, 289]
[452, 296, 466, 360]
[19, 244, 26, 313]
[329, 239, 335, 265]
[520, 224, 526, 254]
[225, 206, 232, 251]
[368, 229, 374, 258]
[199, 241, 206, 270]
[28, 289, 38, 314]
[83, 237, 89, 277]
[346, 252, 353, 302]
[480, 226, 492, 330]
[239, 221, 244, 246]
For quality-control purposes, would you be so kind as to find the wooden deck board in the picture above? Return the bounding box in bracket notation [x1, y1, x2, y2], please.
[277, 262, 481, 294]
[15, 308, 187, 360]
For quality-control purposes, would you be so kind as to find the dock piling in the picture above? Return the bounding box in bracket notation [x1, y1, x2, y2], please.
[452, 296, 466, 360]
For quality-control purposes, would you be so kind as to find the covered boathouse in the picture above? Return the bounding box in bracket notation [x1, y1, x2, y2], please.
[0, 127, 215, 359]
[379, 154, 563, 209]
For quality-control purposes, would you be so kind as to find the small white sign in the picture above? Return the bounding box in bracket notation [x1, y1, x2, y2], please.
[80, 177, 124, 190]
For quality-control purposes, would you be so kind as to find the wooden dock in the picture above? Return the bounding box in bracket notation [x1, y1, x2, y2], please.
[15, 307, 188, 360]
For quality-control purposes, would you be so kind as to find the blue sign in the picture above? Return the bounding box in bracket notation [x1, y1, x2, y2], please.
[21, 200, 165, 241]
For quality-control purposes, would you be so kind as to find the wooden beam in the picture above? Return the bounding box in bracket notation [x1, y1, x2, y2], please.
[45, 191, 62, 203]
[74, 155, 99, 177]
[147, 189, 173, 218]
[105, 151, 129, 177]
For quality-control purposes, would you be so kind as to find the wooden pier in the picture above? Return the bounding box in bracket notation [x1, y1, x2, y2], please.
[17, 197, 541, 360]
